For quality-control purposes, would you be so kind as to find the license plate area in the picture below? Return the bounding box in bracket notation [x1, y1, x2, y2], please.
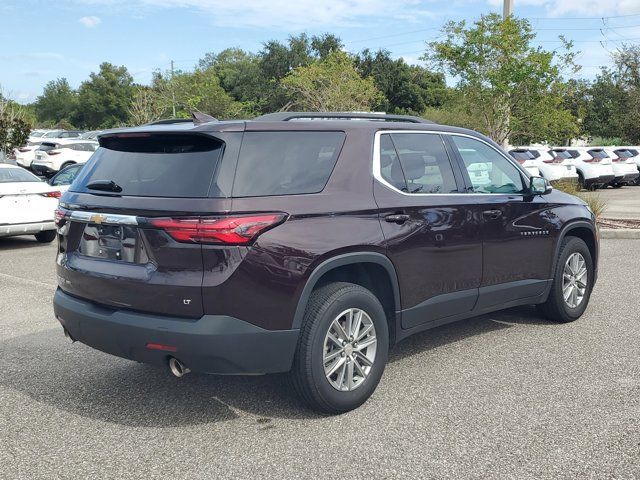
[78, 223, 148, 263]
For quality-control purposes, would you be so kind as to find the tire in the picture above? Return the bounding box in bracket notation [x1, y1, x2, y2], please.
[612, 183, 623, 189]
[539, 237, 593, 323]
[290, 282, 389, 414]
[577, 172, 585, 190]
[34, 230, 56, 243]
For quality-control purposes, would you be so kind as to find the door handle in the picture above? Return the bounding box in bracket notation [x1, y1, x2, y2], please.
[385, 214, 410, 224]
[482, 209, 502, 220]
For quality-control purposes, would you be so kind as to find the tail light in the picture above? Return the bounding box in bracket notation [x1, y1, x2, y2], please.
[41, 191, 61, 198]
[54, 208, 68, 226]
[149, 213, 287, 245]
[18, 147, 32, 153]
[583, 156, 600, 163]
[48, 150, 61, 156]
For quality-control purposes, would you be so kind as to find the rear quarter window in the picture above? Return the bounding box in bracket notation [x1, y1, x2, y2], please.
[232, 131, 345, 197]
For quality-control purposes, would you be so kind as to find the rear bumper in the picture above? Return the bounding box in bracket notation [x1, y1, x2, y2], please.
[0, 221, 55, 237]
[53, 288, 299, 375]
[587, 174, 615, 187]
[31, 163, 57, 176]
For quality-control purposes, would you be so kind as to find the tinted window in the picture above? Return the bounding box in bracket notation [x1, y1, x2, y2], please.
[452, 136, 525, 194]
[0, 167, 41, 183]
[51, 165, 82, 186]
[551, 150, 572, 159]
[588, 150, 608, 159]
[72, 134, 223, 197]
[387, 133, 458, 194]
[510, 150, 532, 161]
[39, 142, 59, 152]
[232, 131, 345, 197]
[379, 134, 407, 191]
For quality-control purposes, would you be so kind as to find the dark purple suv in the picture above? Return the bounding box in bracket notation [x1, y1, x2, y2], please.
[53, 112, 598, 413]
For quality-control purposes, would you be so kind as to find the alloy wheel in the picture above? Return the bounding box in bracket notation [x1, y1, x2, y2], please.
[323, 308, 377, 391]
[562, 252, 588, 308]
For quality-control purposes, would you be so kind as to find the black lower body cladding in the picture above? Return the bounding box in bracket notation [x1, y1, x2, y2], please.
[53, 289, 299, 374]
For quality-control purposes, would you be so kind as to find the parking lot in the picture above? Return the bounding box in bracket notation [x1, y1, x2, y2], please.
[0, 237, 637, 479]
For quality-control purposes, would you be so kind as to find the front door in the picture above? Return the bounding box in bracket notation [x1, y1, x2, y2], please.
[373, 131, 483, 330]
[447, 135, 556, 309]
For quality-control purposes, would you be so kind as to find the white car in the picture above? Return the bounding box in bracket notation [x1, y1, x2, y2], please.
[15, 130, 63, 168]
[31, 140, 98, 176]
[507, 149, 541, 176]
[550, 147, 615, 190]
[512, 147, 578, 183]
[603, 148, 639, 188]
[0, 164, 61, 243]
[613, 147, 640, 185]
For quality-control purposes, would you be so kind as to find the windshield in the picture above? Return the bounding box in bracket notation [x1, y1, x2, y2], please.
[0, 168, 42, 183]
[589, 150, 608, 159]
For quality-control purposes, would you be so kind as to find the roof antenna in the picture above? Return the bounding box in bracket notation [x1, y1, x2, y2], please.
[191, 110, 218, 125]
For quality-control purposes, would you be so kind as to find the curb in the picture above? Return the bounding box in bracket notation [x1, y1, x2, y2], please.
[599, 229, 640, 239]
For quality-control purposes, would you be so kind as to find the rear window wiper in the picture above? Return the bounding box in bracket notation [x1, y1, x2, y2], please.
[86, 180, 123, 193]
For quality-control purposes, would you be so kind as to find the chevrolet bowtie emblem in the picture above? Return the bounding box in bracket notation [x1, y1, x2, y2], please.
[90, 214, 106, 224]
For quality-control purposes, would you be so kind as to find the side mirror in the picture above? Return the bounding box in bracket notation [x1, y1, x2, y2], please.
[530, 176, 552, 195]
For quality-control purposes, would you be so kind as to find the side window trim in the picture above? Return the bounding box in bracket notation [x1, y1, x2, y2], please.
[373, 131, 463, 196]
[374, 130, 530, 196]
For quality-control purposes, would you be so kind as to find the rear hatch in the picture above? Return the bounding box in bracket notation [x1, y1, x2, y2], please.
[56, 132, 235, 318]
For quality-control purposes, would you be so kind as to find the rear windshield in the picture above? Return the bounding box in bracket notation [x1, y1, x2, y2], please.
[551, 150, 572, 159]
[232, 131, 345, 197]
[71, 134, 223, 197]
[510, 151, 532, 161]
[0, 168, 41, 183]
[588, 150, 608, 159]
[39, 142, 59, 152]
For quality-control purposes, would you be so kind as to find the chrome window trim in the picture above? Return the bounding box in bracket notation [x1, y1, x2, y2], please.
[372, 130, 531, 197]
[68, 210, 139, 226]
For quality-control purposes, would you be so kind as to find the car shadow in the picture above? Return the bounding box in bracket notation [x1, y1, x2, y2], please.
[0, 306, 553, 426]
[0, 237, 51, 250]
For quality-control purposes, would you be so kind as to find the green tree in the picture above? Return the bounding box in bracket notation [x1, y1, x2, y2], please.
[582, 70, 625, 140]
[198, 48, 267, 115]
[355, 49, 447, 113]
[155, 68, 242, 119]
[74, 63, 135, 128]
[424, 13, 579, 146]
[282, 51, 384, 111]
[0, 91, 32, 155]
[34, 78, 77, 126]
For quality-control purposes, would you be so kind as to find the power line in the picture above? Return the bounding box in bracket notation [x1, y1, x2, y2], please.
[527, 12, 640, 20]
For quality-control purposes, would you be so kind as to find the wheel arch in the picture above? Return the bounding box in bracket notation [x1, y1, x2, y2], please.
[292, 252, 401, 343]
[552, 220, 598, 277]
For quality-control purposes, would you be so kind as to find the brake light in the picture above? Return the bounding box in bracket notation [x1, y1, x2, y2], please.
[41, 191, 61, 198]
[583, 156, 600, 163]
[18, 147, 31, 152]
[48, 150, 61, 155]
[54, 208, 68, 226]
[149, 214, 287, 245]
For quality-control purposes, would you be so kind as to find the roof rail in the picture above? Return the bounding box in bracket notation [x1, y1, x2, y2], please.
[254, 112, 433, 124]
[146, 118, 194, 126]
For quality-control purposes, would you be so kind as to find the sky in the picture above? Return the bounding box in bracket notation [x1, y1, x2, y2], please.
[1, 0, 640, 104]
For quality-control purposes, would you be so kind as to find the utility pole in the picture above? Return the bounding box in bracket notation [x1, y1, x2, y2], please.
[503, 0, 513, 19]
[170, 60, 176, 118]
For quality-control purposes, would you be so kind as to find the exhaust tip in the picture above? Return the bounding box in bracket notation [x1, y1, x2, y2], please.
[168, 357, 191, 378]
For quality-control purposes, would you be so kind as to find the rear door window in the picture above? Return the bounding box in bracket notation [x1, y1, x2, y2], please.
[71, 134, 223, 197]
[232, 131, 345, 197]
[384, 133, 458, 194]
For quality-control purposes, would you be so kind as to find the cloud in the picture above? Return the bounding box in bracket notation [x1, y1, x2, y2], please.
[486, 0, 640, 17]
[79, 15, 101, 28]
[75, 0, 435, 28]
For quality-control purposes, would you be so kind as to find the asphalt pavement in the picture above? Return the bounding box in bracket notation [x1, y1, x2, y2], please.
[0, 237, 638, 479]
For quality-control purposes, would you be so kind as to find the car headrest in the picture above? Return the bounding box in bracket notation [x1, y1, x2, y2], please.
[380, 153, 394, 168]
[399, 153, 425, 180]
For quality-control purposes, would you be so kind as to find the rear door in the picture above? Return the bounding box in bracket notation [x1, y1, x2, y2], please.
[448, 135, 555, 309]
[56, 132, 238, 318]
[373, 131, 483, 330]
